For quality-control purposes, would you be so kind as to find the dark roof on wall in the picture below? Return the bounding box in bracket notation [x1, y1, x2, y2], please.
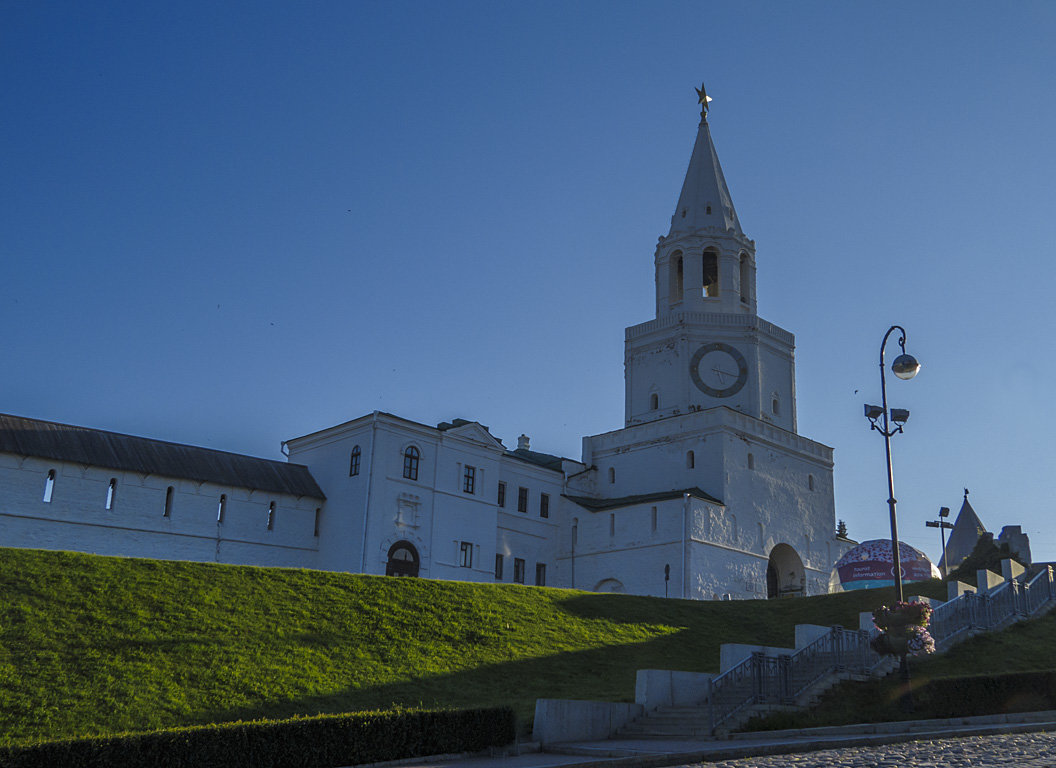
[506, 448, 565, 472]
[0, 413, 325, 499]
[564, 486, 723, 511]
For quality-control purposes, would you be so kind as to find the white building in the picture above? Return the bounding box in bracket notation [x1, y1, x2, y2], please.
[0, 92, 851, 599]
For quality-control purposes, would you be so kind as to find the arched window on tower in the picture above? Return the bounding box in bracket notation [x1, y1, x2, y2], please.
[739, 253, 751, 304]
[670, 251, 684, 303]
[772, 394, 780, 416]
[702, 250, 719, 298]
[403, 446, 420, 480]
[349, 445, 361, 476]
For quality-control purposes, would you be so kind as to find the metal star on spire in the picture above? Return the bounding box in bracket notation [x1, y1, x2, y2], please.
[695, 82, 713, 120]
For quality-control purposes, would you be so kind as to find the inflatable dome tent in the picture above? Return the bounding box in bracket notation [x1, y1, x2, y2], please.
[829, 538, 940, 592]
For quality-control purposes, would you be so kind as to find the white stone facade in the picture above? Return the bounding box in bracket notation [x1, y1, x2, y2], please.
[0, 98, 853, 598]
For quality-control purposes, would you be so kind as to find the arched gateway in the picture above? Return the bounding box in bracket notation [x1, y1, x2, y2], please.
[766, 543, 805, 598]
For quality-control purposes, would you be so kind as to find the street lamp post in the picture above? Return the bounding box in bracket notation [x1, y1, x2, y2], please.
[864, 325, 920, 692]
[926, 507, 953, 578]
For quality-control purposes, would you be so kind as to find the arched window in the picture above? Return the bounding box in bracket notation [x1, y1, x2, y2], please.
[650, 393, 659, 410]
[403, 446, 420, 480]
[217, 494, 227, 523]
[670, 251, 684, 302]
[687, 450, 695, 469]
[349, 445, 361, 476]
[702, 250, 719, 297]
[608, 467, 615, 484]
[386, 540, 420, 577]
[739, 253, 751, 304]
[105, 478, 117, 510]
[772, 395, 780, 416]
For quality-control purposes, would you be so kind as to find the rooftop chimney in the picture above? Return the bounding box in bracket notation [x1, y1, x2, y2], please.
[517, 434, 530, 451]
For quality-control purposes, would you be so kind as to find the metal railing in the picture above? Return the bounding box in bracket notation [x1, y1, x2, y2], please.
[703, 565, 1056, 733]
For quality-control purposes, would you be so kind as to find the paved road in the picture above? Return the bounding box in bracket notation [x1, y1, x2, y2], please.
[701, 730, 1056, 767]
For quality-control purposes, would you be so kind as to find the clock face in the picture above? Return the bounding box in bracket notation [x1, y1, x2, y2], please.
[689, 343, 749, 398]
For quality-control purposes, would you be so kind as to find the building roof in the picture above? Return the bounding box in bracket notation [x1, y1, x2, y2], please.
[0, 413, 325, 499]
[506, 447, 565, 472]
[564, 486, 723, 511]
[668, 112, 742, 237]
[938, 490, 988, 572]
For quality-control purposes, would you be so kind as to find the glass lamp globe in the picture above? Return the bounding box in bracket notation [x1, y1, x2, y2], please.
[891, 353, 921, 380]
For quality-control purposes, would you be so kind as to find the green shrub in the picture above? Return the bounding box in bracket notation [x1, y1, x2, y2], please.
[0, 707, 515, 768]
[915, 671, 1056, 718]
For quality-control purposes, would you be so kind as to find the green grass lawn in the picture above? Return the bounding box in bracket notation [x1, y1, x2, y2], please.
[0, 547, 945, 746]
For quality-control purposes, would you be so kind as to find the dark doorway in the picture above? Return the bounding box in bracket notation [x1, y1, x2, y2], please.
[386, 541, 420, 577]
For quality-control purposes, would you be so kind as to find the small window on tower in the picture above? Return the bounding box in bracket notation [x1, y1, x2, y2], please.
[772, 396, 780, 416]
[687, 450, 695, 469]
[650, 393, 659, 410]
[706, 204, 712, 215]
[702, 250, 719, 297]
[349, 445, 361, 476]
[740, 253, 751, 304]
[608, 467, 616, 484]
[672, 252, 684, 301]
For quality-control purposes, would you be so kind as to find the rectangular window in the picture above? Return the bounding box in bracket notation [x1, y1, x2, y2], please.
[497, 481, 506, 508]
[267, 501, 276, 530]
[494, 553, 504, 580]
[463, 465, 476, 494]
[514, 557, 525, 584]
[609, 512, 615, 537]
[313, 507, 321, 537]
[43, 470, 55, 503]
[163, 486, 174, 517]
[459, 541, 473, 568]
[535, 563, 547, 586]
[105, 478, 117, 511]
[539, 493, 550, 518]
[517, 486, 528, 513]
[651, 505, 657, 532]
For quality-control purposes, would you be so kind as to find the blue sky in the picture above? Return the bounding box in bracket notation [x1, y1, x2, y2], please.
[3, 2, 1055, 565]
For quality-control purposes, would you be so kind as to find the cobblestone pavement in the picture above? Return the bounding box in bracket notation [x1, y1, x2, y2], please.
[699, 730, 1056, 767]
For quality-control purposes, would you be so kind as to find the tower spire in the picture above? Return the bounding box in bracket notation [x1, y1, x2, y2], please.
[669, 84, 742, 237]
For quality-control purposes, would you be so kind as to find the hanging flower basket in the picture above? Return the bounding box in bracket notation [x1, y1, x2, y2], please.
[870, 601, 935, 656]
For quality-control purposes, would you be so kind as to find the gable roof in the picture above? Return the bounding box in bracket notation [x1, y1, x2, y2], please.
[0, 413, 324, 499]
[564, 486, 723, 511]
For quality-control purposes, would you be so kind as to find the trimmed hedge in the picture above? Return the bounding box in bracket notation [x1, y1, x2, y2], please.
[0, 707, 515, 768]
[915, 671, 1056, 718]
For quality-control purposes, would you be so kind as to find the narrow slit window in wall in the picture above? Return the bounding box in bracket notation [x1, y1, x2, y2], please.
[740, 254, 751, 303]
[747, 453, 755, 470]
[608, 467, 615, 484]
[266, 501, 275, 530]
[674, 253, 684, 299]
[651, 506, 658, 532]
[650, 393, 659, 410]
[105, 478, 117, 510]
[687, 450, 695, 469]
[609, 513, 615, 537]
[163, 486, 174, 517]
[808, 474, 815, 491]
[43, 470, 55, 503]
[494, 553, 504, 580]
[217, 494, 227, 524]
[313, 508, 321, 537]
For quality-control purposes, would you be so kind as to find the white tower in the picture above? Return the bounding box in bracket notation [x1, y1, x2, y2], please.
[625, 88, 796, 432]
